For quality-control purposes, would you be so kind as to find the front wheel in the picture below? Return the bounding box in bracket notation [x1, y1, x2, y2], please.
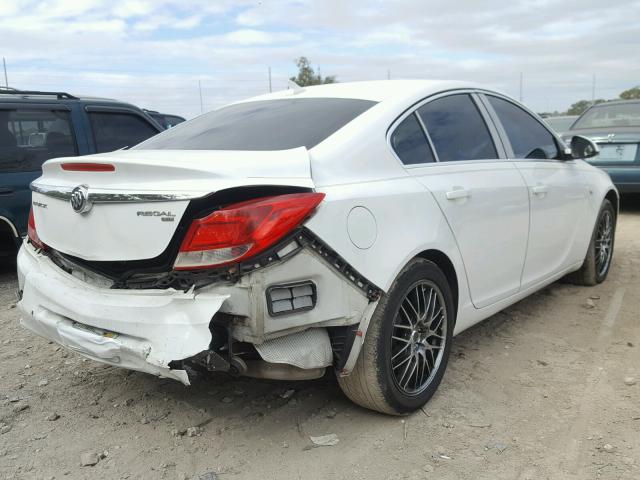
[337, 259, 454, 415]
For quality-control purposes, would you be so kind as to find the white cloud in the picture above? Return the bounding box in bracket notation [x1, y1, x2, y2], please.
[112, 0, 155, 18]
[1, 0, 639, 118]
[222, 29, 302, 45]
[350, 24, 423, 48]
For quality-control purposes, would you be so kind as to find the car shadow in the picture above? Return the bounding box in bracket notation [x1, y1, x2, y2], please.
[620, 193, 640, 214]
[0, 256, 17, 282]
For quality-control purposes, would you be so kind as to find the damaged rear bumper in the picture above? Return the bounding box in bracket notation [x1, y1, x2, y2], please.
[16, 243, 228, 384]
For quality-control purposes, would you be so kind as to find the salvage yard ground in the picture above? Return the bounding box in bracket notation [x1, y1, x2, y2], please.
[1, 199, 639, 480]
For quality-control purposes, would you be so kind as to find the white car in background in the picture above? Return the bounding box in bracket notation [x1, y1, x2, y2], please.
[17, 80, 617, 415]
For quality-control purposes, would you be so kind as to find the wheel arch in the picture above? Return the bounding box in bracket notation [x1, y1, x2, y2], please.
[0, 216, 20, 254]
[604, 189, 619, 215]
[0, 216, 19, 238]
[414, 249, 459, 319]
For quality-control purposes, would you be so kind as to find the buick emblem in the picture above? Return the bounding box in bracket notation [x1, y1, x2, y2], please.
[70, 185, 91, 214]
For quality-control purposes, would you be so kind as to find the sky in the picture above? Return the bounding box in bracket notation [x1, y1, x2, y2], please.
[1, 0, 639, 119]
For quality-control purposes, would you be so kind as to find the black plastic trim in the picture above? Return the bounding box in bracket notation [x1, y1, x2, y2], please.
[327, 325, 360, 370]
[297, 229, 382, 302]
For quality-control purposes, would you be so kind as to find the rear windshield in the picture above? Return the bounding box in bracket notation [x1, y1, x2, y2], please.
[572, 102, 640, 129]
[134, 98, 376, 151]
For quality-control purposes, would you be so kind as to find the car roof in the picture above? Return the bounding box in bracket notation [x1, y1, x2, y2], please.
[238, 79, 485, 104]
[0, 89, 132, 105]
[144, 109, 185, 119]
[588, 99, 640, 108]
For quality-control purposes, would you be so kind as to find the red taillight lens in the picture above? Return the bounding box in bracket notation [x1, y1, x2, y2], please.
[174, 192, 325, 270]
[27, 207, 45, 249]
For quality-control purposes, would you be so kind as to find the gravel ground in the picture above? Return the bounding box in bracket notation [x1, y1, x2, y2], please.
[1, 201, 639, 480]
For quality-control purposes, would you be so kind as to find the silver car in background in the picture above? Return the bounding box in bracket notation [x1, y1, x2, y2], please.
[562, 100, 640, 193]
[544, 115, 578, 135]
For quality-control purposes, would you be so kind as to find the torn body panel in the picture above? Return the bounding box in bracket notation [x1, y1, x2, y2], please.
[17, 243, 228, 384]
[16, 231, 379, 382]
[212, 247, 372, 344]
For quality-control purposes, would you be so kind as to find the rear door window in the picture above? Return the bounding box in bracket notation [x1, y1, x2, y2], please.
[390, 113, 435, 165]
[487, 95, 559, 160]
[0, 108, 77, 172]
[417, 94, 498, 162]
[88, 111, 160, 153]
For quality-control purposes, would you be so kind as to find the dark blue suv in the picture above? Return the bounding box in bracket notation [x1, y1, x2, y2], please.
[0, 88, 164, 257]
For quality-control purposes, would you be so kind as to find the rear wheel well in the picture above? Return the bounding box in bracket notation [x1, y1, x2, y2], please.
[415, 249, 458, 318]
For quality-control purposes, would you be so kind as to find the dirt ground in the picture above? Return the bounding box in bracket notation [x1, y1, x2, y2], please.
[1, 201, 639, 480]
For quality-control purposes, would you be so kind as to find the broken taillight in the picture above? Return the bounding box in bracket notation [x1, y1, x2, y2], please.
[174, 192, 325, 270]
[27, 207, 45, 249]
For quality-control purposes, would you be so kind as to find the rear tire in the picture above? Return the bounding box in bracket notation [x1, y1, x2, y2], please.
[567, 199, 616, 286]
[337, 259, 454, 415]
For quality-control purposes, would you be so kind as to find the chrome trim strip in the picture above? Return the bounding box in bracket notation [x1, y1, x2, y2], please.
[30, 182, 203, 203]
[414, 111, 441, 163]
[31, 184, 73, 200]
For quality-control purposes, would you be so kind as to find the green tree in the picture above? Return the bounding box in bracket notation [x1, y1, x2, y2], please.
[567, 99, 606, 115]
[289, 57, 336, 87]
[620, 86, 640, 100]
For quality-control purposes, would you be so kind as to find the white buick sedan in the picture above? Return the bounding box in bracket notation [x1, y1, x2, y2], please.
[18, 80, 617, 414]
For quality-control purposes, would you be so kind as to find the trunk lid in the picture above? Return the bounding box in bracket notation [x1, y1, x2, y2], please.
[31, 148, 314, 261]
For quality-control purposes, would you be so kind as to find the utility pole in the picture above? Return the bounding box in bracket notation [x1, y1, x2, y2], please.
[2, 57, 7, 87]
[198, 80, 203, 114]
[268, 66, 272, 93]
[387, 69, 391, 80]
[591, 74, 596, 105]
[519, 72, 523, 102]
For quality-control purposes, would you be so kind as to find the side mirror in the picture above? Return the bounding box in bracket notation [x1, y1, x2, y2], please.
[570, 135, 599, 159]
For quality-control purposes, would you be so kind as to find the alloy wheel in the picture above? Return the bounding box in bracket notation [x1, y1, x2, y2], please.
[390, 280, 447, 396]
[595, 210, 613, 277]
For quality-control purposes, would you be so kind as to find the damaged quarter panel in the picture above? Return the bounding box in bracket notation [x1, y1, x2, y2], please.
[212, 248, 371, 343]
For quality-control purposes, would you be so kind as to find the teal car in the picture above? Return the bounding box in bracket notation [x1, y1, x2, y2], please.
[0, 88, 164, 257]
[563, 100, 640, 193]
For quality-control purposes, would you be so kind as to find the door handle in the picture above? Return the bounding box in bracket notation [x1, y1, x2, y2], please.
[532, 184, 548, 195]
[0, 187, 14, 195]
[445, 187, 471, 200]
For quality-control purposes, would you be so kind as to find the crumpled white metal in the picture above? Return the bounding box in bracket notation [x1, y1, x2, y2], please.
[17, 245, 228, 384]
